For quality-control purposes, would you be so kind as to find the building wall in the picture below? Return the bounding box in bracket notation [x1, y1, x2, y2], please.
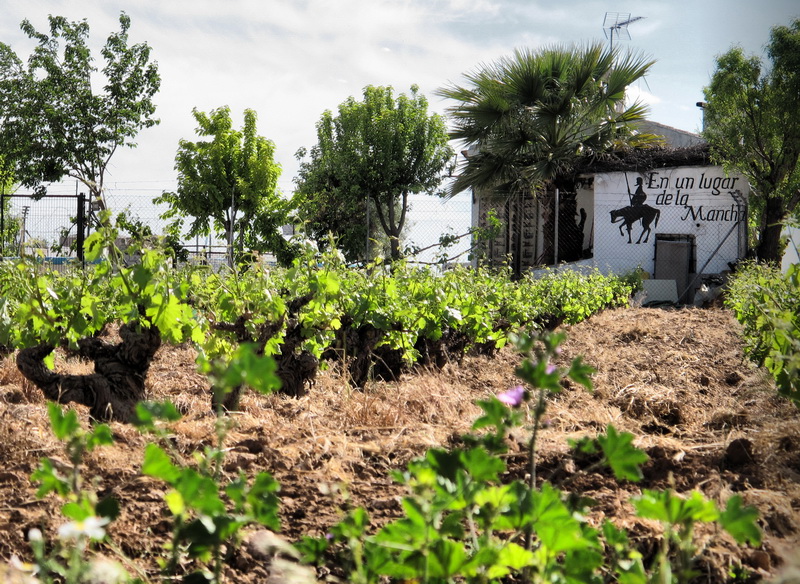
[783, 225, 800, 272]
[636, 121, 705, 149]
[471, 164, 749, 281]
[592, 166, 749, 276]
[473, 191, 542, 271]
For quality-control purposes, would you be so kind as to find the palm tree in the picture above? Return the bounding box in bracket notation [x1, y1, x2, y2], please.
[438, 42, 659, 269]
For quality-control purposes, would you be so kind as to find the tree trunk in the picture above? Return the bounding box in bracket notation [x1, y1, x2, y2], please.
[756, 196, 787, 263]
[389, 230, 401, 262]
[16, 324, 161, 423]
[371, 192, 407, 262]
[387, 194, 402, 262]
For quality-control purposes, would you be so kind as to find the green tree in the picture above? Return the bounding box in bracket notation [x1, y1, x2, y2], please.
[0, 158, 20, 255]
[158, 107, 295, 266]
[702, 19, 800, 263]
[0, 13, 160, 208]
[438, 43, 656, 196]
[437, 43, 657, 268]
[295, 85, 454, 262]
[293, 155, 379, 263]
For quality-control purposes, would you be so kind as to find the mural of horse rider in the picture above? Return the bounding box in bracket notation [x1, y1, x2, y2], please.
[610, 173, 660, 244]
[631, 177, 647, 206]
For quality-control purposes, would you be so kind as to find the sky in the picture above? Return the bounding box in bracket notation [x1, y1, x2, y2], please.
[2, 0, 799, 245]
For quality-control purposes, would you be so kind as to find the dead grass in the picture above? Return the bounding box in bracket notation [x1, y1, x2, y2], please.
[0, 306, 798, 583]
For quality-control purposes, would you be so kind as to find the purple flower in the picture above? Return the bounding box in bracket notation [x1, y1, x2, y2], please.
[498, 386, 525, 407]
[546, 364, 557, 375]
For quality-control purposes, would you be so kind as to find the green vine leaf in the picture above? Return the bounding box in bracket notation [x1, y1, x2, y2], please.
[597, 424, 649, 482]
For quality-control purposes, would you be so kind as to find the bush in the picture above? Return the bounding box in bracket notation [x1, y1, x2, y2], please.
[726, 260, 800, 405]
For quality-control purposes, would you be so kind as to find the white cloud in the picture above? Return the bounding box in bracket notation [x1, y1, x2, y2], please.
[3, 0, 798, 192]
[626, 83, 662, 109]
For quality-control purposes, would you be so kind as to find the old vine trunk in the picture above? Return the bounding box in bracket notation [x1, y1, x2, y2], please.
[16, 323, 161, 422]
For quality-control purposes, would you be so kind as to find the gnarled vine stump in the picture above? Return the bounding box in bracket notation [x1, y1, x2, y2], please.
[210, 302, 319, 413]
[16, 324, 161, 423]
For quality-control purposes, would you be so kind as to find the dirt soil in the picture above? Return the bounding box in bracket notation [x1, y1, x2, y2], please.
[1, 306, 799, 583]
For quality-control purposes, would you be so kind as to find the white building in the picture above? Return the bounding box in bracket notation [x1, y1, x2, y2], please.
[470, 126, 751, 302]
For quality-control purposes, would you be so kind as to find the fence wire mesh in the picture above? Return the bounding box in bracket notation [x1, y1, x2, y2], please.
[472, 174, 748, 286]
[1, 193, 85, 258]
[1, 187, 475, 269]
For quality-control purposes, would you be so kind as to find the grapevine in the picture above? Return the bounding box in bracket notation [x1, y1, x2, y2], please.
[0, 236, 637, 415]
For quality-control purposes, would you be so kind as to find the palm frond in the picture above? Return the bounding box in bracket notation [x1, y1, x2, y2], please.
[439, 42, 656, 194]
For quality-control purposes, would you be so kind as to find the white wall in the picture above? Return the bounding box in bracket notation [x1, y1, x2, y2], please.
[592, 166, 749, 275]
[783, 225, 800, 272]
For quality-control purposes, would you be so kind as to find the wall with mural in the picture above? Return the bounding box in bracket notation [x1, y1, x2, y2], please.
[588, 166, 749, 276]
[783, 225, 799, 273]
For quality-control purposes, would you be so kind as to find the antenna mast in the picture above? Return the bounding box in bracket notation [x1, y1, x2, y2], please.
[603, 12, 644, 52]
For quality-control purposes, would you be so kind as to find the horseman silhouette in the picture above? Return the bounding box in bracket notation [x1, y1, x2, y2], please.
[610, 205, 660, 243]
[610, 174, 660, 244]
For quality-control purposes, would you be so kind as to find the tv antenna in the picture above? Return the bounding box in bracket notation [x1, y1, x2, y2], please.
[603, 12, 644, 52]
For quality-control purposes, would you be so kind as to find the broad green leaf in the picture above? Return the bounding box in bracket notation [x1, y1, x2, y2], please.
[48, 403, 80, 441]
[597, 424, 649, 482]
[295, 535, 329, 565]
[132, 401, 182, 429]
[86, 423, 114, 450]
[634, 489, 719, 527]
[568, 355, 595, 390]
[492, 542, 536, 576]
[246, 472, 281, 530]
[460, 446, 506, 482]
[529, 483, 596, 553]
[61, 500, 94, 521]
[473, 484, 514, 510]
[175, 469, 225, 516]
[83, 231, 106, 262]
[494, 482, 534, 531]
[719, 495, 761, 546]
[95, 496, 120, 521]
[165, 489, 186, 516]
[426, 538, 469, 579]
[332, 507, 370, 541]
[146, 294, 186, 344]
[141, 443, 180, 484]
[31, 458, 71, 498]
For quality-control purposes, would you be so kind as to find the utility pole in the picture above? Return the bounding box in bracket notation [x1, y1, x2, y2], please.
[18, 206, 29, 257]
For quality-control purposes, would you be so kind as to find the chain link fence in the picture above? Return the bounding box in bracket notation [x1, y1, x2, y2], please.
[107, 190, 474, 268]
[1, 192, 87, 261]
[1, 187, 475, 270]
[473, 188, 591, 276]
[401, 192, 472, 266]
[472, 169, 748, 295]
[2, 169, 749, 295]
[591, 170, 748, 302]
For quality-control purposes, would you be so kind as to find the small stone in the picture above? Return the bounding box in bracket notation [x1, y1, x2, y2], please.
[247, 530, 300, 561]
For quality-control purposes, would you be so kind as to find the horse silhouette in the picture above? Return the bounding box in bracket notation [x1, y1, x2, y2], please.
[610, 204, 660, 244]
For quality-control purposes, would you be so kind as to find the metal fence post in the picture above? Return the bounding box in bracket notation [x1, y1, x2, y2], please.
[1, 187, 5, 257]
[554, 188, 560, 266]
[77, 193, 86, 265]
